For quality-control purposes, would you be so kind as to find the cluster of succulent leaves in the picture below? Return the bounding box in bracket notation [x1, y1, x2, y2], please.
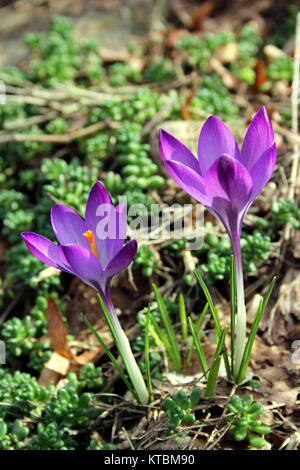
[133, 245, 162, 277]
[260, 56, 294, 92]
[0, 367, 108, 450]
[25, 16, 103, 87]
[266, 57, 293, 82]
[200, 229, 272, 283]
[176, 25, 262, 87]
[190, 74, 238, 117]
[230, 24, 262, 85]
[87, 441, 116, 450]
[161, 389, 201, 435]
[108, 63, 142, 87]
[144, 60, 176, 83]
[226, 394, 271, 449]
[170, 222, 272, 284]
[270, 198, 300, 229]
[0, 294, 65, 371]
[256, 198, 300, 236]
[176, 30, 235, 70]
[114, 121, 164, 191]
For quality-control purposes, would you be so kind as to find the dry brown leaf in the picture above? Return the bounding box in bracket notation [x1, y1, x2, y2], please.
[74, 347, 104, 366]
[265, 269, 300, 345]
[255, 58, 268, 92]
[38, 365, 63, 387]
[180, 74, 198, 121]
[46, 298, 75, 360]
[40, 352, 70, 378]
[250, 338, 298, 410]
[191, 1, 214, 31]
[273, 269, 300, 318]
[40, 297, 110, 385]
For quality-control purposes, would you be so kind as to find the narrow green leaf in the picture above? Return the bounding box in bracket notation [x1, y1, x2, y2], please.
[149, 312, 176, 365]
[237, 277, 276, 384]
[145, 308, 153, 402]
[187, 302, 208, 366]
[194, 269, 221, 335]
[153, 284, 181, 372]
[205, 326, 227, 397]
[146, 317, 162, 348]
[179, 294, 188, 341]
[188, 316, 208, 377]
[194, 269, 231, 380]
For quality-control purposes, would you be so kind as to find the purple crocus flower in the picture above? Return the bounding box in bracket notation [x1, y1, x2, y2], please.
[21, 181, 136, 325]
[159, 107, 276, 376]
[21, 181, 149, 403]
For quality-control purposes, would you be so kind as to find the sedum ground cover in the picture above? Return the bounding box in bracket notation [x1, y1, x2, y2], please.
[0, 3, 299, 450]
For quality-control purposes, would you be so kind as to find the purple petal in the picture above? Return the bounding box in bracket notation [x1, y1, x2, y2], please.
[166, 160, 210, 204]
[159, 128, 210, 203]
[250, 142, 276, 199]
[159, 129, 200, 173]
[21, 232, 67, 271]
[60, 244, 104, 292]
[85, 181, 115, 267]
[85, 181, 113, 233]
[51, 205, 89, 249]
[92, 203, 125, 268]
[159, 145, 210, 205]
[205, 155, 253, 206]
[204, 155, 253, 233]
[102, 203, 127, 263]
[241, 107, 274, 170]
[198, 116, 240, 176]
[104, 239, 137, 280]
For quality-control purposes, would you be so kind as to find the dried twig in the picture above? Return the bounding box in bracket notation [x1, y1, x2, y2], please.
[284, 12, 300, 241]
[4, 110, 58, 130]
[0, 118, 115, 144]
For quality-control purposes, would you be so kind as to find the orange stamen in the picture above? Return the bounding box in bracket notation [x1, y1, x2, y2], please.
[83, 230, 98, 258]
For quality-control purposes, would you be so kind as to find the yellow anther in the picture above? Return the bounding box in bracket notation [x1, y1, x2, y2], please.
[83, 230, 98, 258]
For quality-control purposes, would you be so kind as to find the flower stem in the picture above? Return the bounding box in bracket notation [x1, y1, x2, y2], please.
[104, 294, 149, 404]
[230, 231, 246, 379]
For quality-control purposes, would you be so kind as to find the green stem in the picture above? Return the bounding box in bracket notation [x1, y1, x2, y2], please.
[230, 231, 246, 379]
[104, 293, 149, 404]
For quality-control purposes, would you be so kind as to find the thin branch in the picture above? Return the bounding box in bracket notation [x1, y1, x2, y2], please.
[284, 12, 300, 240]
[0, 118, 116, 144]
